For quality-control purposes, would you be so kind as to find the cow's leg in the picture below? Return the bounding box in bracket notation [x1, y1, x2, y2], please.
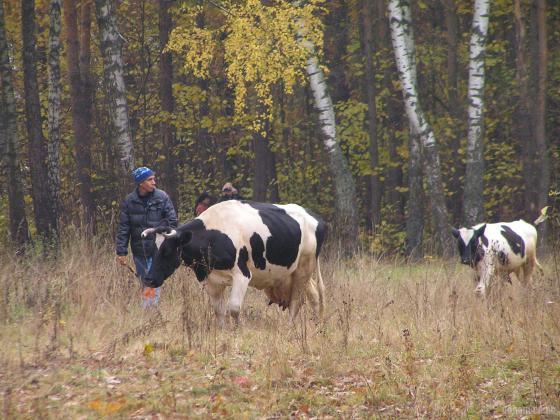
[305, 279, 321, 318]
[289, 256, 315, 321]
[228, 271, 251, 325]
[475, 263, 493, 296]
[522, 259, 535, 287]
[205, 282, 227, 328]
[304, 259, 323, 320]
[513, 267, 524, 285]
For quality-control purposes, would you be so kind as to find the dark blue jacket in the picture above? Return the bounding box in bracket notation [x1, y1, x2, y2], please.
[116, 188, 178, 257]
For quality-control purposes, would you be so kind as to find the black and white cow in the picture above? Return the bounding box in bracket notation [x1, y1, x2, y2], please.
[141, 200, 327, 325]
[452, 220, 541, 295]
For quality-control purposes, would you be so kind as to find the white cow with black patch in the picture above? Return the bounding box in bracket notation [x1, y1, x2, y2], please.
[452, 220, 541, 295]
[141, 200, 326, 326]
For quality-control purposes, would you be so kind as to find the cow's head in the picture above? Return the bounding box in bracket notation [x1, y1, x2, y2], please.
[451, 224, 486, 266]
[142, 227, 193, 288]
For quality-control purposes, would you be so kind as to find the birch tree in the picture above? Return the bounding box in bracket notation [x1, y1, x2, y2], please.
[306, 50, 358, 248]
[297, 11, 359, 252]
[95, 0, 135, 173]
[0, 0, 29, 245]
[47, 0, 62, 236]
[463, 0, 490, 226]
[168, 0, 359, 252]
[390, 0, 424, 257]
[388, 0, 451, 256]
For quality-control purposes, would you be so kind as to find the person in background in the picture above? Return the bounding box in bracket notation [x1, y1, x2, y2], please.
[115, 166, 177, 308]
[219, 182, 243, 202]
[194, 191, 216, 216]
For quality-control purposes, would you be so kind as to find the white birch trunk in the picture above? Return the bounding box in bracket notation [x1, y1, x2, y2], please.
[47, 0, 61, 232]
[388, 0, 452, 256]
[463, 0, 490, 225]
[95, 0, 135, 173]
[297, 21, 359, 252]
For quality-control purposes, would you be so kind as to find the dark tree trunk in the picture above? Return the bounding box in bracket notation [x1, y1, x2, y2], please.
[443, 0, 463, 223]
[406, 132, 424, 258]
[266, 136, 279, 203]
[253, 130, 269, 202]
[533, 0, 549, 248]
[47, 0, 62, 238]
[513, 0, 534, 220]
[361, 0, 381, 228]
[194, 1, 214, 186]
[64, 0, 96, 230]
[22, 0, 56, 238]
[0, 0, 29, 246]
[324, 0, 349, 104]
[158, 0, 178, 206]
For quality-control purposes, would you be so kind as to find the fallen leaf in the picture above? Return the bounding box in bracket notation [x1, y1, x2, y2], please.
[232, 376, 251, 388]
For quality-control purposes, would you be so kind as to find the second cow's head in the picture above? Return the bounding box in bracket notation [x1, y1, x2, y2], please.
[451, 224, 486, 266]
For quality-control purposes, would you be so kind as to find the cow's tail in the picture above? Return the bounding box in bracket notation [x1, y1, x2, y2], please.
[534, 206, 550, 225]
[316, 257, 325, 319]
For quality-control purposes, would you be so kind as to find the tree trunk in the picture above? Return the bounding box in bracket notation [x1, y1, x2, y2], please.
[305, 53, 359, 253]
[533, 0, 549, 248]
[64, 0, 96, 229]
[361, 0, 381, 229]
[443, 0, 463, 223]
[462, 0, 490, 226]
[253, 130, 269, 202]
[513, 0, 534, 219]
[158, 0, 178, 206]
[324, 0, 349, 104]
[406, 132, 424, 258]
[295, 6, 359, 253]
[388, 0, 452, 256]
[95, 0, 135, 173]
[194, 1, 215, 186]
[377, 0, 404, 224]
[266, 141, 279, 202]
[0, 0, 29, 246]
[47, 0, 62, 237]
[22, 0, 56, 238]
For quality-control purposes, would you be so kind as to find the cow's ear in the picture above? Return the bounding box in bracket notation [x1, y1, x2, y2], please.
[451, 228, 460, 239]
[178, 230, 193, 244]
[476, 224, 486, 237]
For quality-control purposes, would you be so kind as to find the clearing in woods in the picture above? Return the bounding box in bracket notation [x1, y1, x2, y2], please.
[1, 239, 559, 417]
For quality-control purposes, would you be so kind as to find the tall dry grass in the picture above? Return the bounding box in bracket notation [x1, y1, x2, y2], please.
[1, 232, 559, 417]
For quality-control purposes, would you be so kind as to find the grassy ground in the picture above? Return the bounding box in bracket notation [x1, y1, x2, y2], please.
[1, 236, 559, 418]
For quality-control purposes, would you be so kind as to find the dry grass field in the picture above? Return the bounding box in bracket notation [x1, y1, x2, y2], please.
[1, 235, 559, 418]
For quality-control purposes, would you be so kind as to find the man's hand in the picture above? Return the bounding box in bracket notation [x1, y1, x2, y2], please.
[116, 255, 128, 266]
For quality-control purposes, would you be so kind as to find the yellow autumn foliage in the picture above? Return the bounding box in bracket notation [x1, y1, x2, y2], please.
[167, 0, 326, 127]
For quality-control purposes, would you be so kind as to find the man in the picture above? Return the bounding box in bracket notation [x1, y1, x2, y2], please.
[219, 182, 242, 202]
[116, 166, 177, 307]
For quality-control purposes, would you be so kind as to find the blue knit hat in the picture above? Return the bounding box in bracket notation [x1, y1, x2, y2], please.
[132, 166, 155, 184]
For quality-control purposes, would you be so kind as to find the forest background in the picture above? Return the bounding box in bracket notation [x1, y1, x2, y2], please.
[0, 0, 558, 256]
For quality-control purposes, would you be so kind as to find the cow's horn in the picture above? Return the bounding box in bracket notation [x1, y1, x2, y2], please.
[141, 228, 157, 238]
[163, 229, 178, 238]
